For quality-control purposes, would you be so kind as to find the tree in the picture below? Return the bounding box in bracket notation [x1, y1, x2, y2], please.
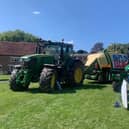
[90, 42, 104, 53]
[0, 29, 39, 42]
[107, 43, 129, 54]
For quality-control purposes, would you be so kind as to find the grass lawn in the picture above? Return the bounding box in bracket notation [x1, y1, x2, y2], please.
[0, 80, 129, 129]
[0, 74, 9, 81]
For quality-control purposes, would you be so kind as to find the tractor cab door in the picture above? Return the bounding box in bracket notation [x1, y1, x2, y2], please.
[60, 45, 73, 63]
[28, 58, 39, 82]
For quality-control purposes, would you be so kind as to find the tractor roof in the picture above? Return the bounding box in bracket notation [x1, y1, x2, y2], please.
[37, 40, 73, 48]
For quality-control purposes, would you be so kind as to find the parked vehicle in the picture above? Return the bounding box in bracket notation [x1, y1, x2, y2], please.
[85, 50, 128, 82]
[9, 40, 84, 92]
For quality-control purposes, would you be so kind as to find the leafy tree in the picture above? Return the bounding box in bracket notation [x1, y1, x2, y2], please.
[91, 42, 104, 53]
[107, 43, 129, 54]
[0, 29, 39, 42]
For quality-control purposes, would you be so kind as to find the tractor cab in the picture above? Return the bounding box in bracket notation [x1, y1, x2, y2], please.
[36, 40, 74, 61]
[43, 43, 73, 55]
[36, 40, 74, 66]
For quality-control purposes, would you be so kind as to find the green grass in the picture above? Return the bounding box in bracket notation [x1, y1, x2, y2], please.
[0, 74, 9, 81]
[0, 80, 129, 129]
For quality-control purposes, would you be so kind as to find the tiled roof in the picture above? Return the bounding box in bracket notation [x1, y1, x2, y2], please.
[0, 42, 37, 56]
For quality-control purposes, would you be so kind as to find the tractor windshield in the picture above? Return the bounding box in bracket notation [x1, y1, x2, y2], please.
[44, 45, 60, 55]
[43, 44, 73, 55]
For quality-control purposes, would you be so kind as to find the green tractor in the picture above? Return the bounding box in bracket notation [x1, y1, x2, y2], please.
[9, 40, 84, 92]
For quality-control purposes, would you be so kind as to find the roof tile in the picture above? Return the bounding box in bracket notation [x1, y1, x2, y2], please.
[0, 42, 37, 56]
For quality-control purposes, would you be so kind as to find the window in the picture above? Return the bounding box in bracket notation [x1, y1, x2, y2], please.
[10, 57, 20, 63]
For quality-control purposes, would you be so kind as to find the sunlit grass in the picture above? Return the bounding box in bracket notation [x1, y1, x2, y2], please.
[0, 80, 129, 129]
[0, 74, 9, 81]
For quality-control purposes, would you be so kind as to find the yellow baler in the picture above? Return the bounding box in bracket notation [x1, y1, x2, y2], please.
[85, 50, 128, 82]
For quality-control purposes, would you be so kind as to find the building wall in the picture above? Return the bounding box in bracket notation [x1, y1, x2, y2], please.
[0, 55, 20, 74]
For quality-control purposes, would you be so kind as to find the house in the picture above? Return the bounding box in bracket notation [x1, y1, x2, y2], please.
[0, 42, 37, 74]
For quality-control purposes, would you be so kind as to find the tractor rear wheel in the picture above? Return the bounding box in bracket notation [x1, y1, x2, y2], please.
[9, 70, 29, 91]
[39, 67, 57, 92]
[68, 61, 84, 86]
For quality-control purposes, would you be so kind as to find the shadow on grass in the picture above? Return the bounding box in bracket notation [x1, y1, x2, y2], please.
[27, 81, 107, 94]
[89, 80, 112, 85]
[27, 88, 42, 94]
[0, 79, 9, 81]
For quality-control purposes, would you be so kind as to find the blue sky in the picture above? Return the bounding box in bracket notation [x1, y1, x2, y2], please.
[0, 0, 129, 51]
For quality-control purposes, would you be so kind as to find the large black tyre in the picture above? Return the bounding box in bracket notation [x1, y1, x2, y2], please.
[9, 70, 29, 91]
[67, 60, 84, 86]
[39, 67, 57, 92]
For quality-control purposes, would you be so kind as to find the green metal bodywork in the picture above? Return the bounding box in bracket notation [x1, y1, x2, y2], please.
[14, 54, 56, 87]
[22, 54, 55, 80]
[125, 64, 129, 72]
[112, 64, 129, 91]
[118, 64, 129, 81]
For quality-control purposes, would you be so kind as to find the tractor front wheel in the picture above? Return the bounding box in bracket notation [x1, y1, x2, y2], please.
[39, 67, 57, 92]
[9, 70, 29, 91]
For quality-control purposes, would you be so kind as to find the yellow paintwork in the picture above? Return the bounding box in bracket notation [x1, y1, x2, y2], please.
[85, 52, 111, 69]
[50, 73, 56, 88]
[85, 52, 108, 67]
[74, 68, 83, 83]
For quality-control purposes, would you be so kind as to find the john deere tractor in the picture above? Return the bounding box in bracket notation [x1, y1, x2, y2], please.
[9, 40, 84, 92]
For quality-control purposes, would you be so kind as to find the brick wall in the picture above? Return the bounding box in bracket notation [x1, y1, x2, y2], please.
[0, 55, 20, 74]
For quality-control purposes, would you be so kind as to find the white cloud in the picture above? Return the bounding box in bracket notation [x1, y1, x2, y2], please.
[32, 11, 40, 15]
